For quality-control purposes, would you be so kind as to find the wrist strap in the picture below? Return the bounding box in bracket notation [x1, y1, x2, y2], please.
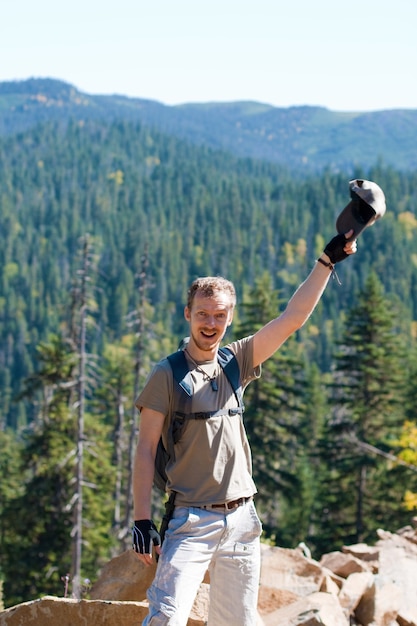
[317, 257, 342, 285]
[317, 257, 335, 271]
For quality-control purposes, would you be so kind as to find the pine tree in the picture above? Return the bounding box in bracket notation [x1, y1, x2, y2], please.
[0, 429, 23, 596]
[0, 336, 76, 606]
[391, 348, 417, 515]
[233, 273, 311, 545]
[122, 248, 149, 549]
[295, 362, 330, 550]
[0, 331, 116, 606]
[315, 272, 408, 552]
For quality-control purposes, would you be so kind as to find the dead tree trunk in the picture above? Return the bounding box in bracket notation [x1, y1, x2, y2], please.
[72, 235, 91, 598]
[120, 247, 149, 549]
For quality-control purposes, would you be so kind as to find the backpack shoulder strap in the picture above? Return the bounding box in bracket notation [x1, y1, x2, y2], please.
[154, 350, 191, 492]
[166, 349, 194, 421]
[217, 346, 244, 412]
[167, 350, 193, 397]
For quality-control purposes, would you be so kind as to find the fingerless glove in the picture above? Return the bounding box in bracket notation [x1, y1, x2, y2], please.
[132, 519, 161, 554]
[323, 234, 349, 264]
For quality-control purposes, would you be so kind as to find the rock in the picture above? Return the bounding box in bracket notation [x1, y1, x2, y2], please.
[90, 550, 156, 601]
[0, 595, 210, 626]
[320, 571, 343, 594]
[342, 542, 380, 571]
[260, 544, 324, 596]
[354, 580, 402, 626]
[338, 571, 374, 615]
[320, 550, 372, 578]
[0, 596, 149, 626]
[262, 591, 348, 626]
[257, 585, 300, 614]
[377, 530, 417, 607]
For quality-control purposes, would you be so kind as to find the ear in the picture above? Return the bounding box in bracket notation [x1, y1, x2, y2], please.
[227, 310, 234, 326]
[184, 306, 191, 322]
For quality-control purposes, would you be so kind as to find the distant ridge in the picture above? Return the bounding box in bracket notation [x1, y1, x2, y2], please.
[1, 78, 417, 173]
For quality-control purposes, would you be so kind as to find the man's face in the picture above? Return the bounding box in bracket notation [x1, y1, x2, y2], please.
[184, 291, 234, 354]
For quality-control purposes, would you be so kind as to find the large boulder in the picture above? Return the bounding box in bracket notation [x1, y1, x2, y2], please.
[260, 544, 325, 597]
[90, 550, 156, 601]
[0, 596, 149, 626]
[0, 594, 210, 626]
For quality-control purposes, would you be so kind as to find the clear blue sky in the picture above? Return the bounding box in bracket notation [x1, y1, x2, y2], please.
[2, 0, 416, 112]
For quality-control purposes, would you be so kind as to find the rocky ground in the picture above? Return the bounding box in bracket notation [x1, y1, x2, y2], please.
[2, 522, 417, 625]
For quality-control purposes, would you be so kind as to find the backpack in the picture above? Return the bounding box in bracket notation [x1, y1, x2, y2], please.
[153, 344, 245, 493]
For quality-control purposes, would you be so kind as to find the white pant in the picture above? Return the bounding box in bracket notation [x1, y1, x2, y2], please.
[142, 500, 262, 626]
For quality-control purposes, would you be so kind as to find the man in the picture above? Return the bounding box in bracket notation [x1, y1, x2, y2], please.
[133, 230, 356, 625]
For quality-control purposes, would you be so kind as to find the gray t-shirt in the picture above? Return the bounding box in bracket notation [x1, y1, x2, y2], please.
[136, 336, 261, 507]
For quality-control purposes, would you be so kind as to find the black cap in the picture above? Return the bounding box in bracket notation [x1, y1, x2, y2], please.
[336, 179, 386, 238]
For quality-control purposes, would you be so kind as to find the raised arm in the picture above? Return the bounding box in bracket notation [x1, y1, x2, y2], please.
[253, 231, 356, 367]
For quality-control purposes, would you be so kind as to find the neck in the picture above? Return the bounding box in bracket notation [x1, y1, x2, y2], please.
[185, 343, 218, 362]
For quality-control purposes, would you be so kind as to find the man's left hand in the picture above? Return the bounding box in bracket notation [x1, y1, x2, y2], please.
[324, 229, 357, 264]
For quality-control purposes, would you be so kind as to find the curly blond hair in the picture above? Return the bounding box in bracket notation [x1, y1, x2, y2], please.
[187, 276, 236, 310]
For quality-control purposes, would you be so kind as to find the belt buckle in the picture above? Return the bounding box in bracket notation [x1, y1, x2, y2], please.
[226, 497, 243, 510]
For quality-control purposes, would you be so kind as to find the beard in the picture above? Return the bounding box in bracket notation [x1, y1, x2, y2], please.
[190, 328, 224, 354]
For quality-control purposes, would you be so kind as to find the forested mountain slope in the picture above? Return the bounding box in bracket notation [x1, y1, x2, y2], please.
[1, 83, 417, 608]
[1, 78, 417, 173]
[0, 117, 416, 428]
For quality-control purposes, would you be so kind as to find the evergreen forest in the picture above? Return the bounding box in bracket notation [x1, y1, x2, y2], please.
[1, 114, 417, 607]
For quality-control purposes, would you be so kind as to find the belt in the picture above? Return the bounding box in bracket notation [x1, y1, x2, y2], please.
[202, 496, 252, 511]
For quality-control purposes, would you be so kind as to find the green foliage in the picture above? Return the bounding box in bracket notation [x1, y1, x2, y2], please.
[0, 392, 116, 606]
[1, 118, 417, 428]
[313, 274, 410, 553]
[391, 353, 417, 512]
[0, 430, 24, 583]
[1, 406, 75, 605]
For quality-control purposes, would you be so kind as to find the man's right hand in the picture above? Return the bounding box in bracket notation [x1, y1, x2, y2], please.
[132, 519, 161, 565]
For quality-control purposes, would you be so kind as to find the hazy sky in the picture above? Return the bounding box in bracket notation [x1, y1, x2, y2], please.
[2, 0, 416, 112]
